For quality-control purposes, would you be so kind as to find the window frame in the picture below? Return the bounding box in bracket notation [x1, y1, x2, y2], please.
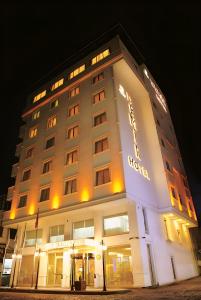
[93, 111, 107, 127]
[29, 126, 38, 138]
[47, 115, 57, 129]
[95, 166, 111, 186]
[39, 186, 50, 202]
[65, 148, 78, 166]
[69, 86, 80, 98]
[21, 168, 31, 182]
[45, 136, 55, 150]
[25, 146, 34, 159]
[94, 137, 109, 154]
[68, 103, 80, 117]
[92, 72, 104, 84]
[64, 177, 77, 195]
[18, 194, 28, 208]
[93, 90, 106, 104]
[66, 124, 79, 140]
[42, 159, 53, 174]
[50, 99, 59, 109]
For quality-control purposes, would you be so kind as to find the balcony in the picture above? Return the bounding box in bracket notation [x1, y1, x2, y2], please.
[11, 163, 19, 178]
[15, 143, 22, 157]
[7, 186, 15, 201]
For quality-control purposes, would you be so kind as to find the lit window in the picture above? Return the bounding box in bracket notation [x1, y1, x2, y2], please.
[67, 125, 79, 139]
[51, 78, 64, 91]
[93, 90, 105, 104]
[69, 86, 80, 98]
[49, 225, 64, 243]
[25, 147, 34, 159]
[50, 99, 59, 109]
[64, 178, 77, 194]
[32, 110, 40, 120]
[45, 137, 55, 149]
[18, 195, 27, 208]
[103, 214, 129, 236]
[29, 127, 38, 138]
[95, 138, 108, 154]
[171, 187, 177, 199]
[69, 65, 85, 79]
[33, 90, 46, 103]
[66, 150, 78, 165]
[73, 219, 94, 239]
[40, 187, 50, 202]
[47, 116, 57, 129]
[22, 169, 31, 181]
[94, 112, 107, 126]
[93, 72, 104, 84]
[42, 160, 52, 174]
[68, 104, 79, 117]
[91, 49, 110, 65]
[25, 229, 42, 247]
[96, 168, 110, 185]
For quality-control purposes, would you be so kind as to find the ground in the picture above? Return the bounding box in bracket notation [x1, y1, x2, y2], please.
[0, 277, 201, 300]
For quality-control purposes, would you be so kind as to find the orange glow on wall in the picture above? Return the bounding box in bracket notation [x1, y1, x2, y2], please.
[52, 194, 59, 209]
[10, 210, 16, 220]
[81, 189, 89, 202]
[113, 180, 123, 194]
[28, 204, 35, 215]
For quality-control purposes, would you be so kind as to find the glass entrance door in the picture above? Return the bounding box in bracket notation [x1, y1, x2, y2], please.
[73, 253, 95, 286]
[47, 252, 63, 286]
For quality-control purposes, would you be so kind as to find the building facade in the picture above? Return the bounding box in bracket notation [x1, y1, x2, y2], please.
[2, 35, 198, 289]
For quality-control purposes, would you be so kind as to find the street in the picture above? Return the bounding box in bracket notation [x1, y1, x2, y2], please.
[0, 277, 201, 300]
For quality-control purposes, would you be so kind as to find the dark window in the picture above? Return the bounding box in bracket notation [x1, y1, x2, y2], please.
[42, 160, 52, 174]
[171, 187, 176, 199]
[94, 112, 107, 126]
[179, 194, 184, 206]
[66, 150, 78, 165]
[22, 169, 31, 181]
[96, 168, 110, 185]
[40, 187, 50, 202]
[95, 138, 108, 154]
[45, 137, 55, 149]
[166, 161, 171, 172]
[156, 119, 160, 126]
[26, 147, 34, 159]
[64, 179, 77, 194]
[93, 90, 105, 104]
[18, 195, 27, 208]
[161, 138, 165, 147]
[93, 73, 104, 84]
[50, 99, 58, 109]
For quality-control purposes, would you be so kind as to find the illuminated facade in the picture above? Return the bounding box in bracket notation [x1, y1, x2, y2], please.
[2, 35, 198, 289]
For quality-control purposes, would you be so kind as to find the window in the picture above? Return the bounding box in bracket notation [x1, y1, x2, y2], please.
[33, 90, 46, 103]
[45, 137, 55, 149]
[69, 86, 80, 98]
[91, 49, 110, 65]
[93, 90, 105, 104]
[96, 168, 110, 185]
[29, 127, 37, 138]
[47, 116, 56, 128]
[64, 178, 77, 194]
[50, 99, 59, 109]
[51, 78, 64, 91]
[95, 137, 108, 154]
[67, 125, 79, 139]
[179, 194, 185, 206]
[103, 214, 129, 236]
[166, 161, 171, 172]
[142, 208, 149, 234]
[25, 229, 42, 246]
[32, 110, 40, 120]
[42, 160, 52, 174]
[22, 169, 31, 181]
[68, 104, 79, 117]
[73, 219, 94, 239]
[40, 187, 50, 202]
[93, 72, 104, 84]
[25, 147, 34, 159]
[171, 187, 176, 199]
[18, 195, 27, 208]
[49, 225, 64, 243]
[69, 65, 85, 79]
[94, 112, 107, 126]
[161, 138, 165, 147]
[156, 119, 160, 126]
[66, 150, 78, 165]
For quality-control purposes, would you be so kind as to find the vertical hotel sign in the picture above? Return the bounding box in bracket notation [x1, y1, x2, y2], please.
[119, 84, 150, 181]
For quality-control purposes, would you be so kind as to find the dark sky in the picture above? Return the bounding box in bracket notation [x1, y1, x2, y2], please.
[2, 2, 201, 223]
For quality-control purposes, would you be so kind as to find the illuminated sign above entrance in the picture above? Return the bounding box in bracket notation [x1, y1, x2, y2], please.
[144, 69, 167, 113]
[119, 84, 150, 181]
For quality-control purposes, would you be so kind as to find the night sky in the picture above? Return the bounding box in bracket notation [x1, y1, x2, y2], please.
[2, 2, 201, 223]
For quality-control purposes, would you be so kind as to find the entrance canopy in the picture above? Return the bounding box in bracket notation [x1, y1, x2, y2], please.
[41, 239, 100, 251]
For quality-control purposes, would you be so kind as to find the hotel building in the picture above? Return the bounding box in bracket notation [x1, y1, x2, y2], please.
[2, 33, 198, 289]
